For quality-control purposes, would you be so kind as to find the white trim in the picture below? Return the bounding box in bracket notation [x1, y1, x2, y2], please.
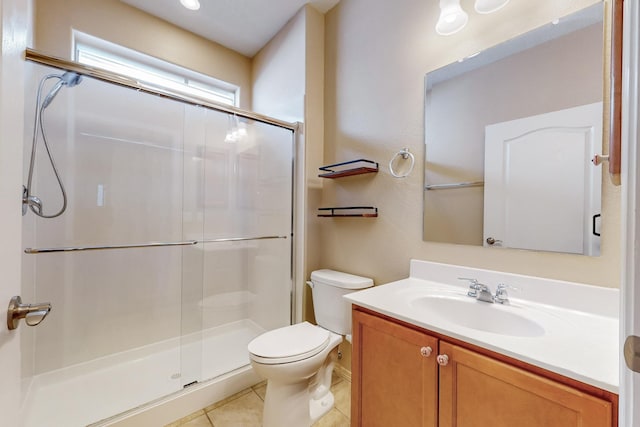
[621, 0, 640, 425]
[71, 30, 239, 107]
[0, 0, 29, 425]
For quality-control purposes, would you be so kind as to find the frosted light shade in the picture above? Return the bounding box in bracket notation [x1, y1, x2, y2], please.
[180, 0, 200, 11]
[474, 0, 510, 14]
[436, 0, 468, 35]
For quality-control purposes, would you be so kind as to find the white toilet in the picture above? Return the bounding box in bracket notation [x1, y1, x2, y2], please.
[247, 269, 373, 427]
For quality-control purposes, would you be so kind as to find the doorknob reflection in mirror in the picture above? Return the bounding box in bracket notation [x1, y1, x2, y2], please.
[7, 296, 52, 330]
[592, 154, 609, 166]
[486, 237, 503, 246]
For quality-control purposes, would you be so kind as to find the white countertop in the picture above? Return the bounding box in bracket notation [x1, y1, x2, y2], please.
[344, 260, 619, 393]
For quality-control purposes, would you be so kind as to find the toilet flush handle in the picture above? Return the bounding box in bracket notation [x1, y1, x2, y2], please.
[306, 281, 314, 289]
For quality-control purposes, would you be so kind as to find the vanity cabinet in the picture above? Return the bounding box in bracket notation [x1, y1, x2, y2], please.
[351, 308, 617, 427]
[351, 306, 438, 426]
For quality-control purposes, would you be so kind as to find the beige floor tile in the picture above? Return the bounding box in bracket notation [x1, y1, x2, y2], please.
[254, 375, 341, 403]
[312, 408, 350, 427]
[202, 388, 253, 413]
[252, 382, 267, 401]
[164, 410, 210, 427]
[331, 370, 344, 387]
[180, 414, 214, 427]
[189, 373, 352, 427]
[333, 364, 351, 383]
[206, 390, 263, 427]
[331, 379, 351, 418]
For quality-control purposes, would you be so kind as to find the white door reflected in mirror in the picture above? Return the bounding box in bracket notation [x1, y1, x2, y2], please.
[483, 102, 602, 255]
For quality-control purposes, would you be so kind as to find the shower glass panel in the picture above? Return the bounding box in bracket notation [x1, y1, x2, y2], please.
[197, 114, 293, 383]
[21, 61, 294, 427]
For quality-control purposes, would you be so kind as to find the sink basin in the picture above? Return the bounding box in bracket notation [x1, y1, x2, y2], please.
[409, 295, 546, 337]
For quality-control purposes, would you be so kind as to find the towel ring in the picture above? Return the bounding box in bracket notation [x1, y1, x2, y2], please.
[389, 148, 415, 178]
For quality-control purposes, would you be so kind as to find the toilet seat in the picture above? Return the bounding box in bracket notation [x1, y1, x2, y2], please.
[248, 322, 330, 365]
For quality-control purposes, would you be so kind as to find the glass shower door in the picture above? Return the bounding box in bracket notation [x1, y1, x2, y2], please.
[21, 63, 188, 426]
[186, 109, 294, 384]
[21, 60, 295, 427]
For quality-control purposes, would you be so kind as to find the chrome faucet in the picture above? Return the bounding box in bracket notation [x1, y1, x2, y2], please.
[459, 278, 518, 304]
[459, 278, 495, 303]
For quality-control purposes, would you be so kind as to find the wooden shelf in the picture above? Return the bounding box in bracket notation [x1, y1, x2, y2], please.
[318, 159, 378, 179]
[318, 207, 378, 218]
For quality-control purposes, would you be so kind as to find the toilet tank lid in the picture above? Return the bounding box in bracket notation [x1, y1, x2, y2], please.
[311, 269, 373, 290]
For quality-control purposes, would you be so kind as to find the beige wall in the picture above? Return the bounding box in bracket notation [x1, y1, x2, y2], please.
[322, 0, 619, 294]
[252, 5, 326, 324]
[33, 0, 253, 108]
[303, 7, 326, 324]
[252, 7, 306, 121]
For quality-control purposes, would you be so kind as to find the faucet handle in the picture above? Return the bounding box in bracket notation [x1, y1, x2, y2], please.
[458, 277, 479, 287]
[494, 283, 519, 304]
[459, 277, 481, 297]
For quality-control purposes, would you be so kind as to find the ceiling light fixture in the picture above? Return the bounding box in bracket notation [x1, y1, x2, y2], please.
[180, 0, 200, 11]
[225, 114, 248, 144]
[436, 0, 469, 36]
[474, 0, 510, 14]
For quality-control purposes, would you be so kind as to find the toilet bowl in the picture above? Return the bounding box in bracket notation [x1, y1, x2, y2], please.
[248, 269, 373, 427]
[249, 322, 342, 426]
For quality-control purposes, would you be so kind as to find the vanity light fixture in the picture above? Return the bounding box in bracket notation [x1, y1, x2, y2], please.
[179, 0, 200, 11]
[474, 0, 510, 14]
[437, 0, 511, 35]
[436, 0, 469, 36]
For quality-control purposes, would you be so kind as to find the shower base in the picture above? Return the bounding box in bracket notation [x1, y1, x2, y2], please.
[22, 319, 265, 427]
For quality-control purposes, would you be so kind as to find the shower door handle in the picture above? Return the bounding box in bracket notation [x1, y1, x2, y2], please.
[7, 296, 52, 330]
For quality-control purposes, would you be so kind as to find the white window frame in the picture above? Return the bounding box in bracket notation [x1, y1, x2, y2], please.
[72, 31, 239, 107]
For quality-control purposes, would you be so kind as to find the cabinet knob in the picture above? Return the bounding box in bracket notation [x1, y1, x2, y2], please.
[436, 354, 449, 366]
[420, 346, 433, 357]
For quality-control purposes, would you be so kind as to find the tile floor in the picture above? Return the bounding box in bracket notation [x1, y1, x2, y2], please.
[165, 373, 351, 427]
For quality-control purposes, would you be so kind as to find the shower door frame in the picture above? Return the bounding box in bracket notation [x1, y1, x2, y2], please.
[24, 49, 297, 132]
[17, 48, 302, 424]
[22, 47, 301, 319]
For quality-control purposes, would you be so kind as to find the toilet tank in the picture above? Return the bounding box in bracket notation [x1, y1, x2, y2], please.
[309, 269, 373, 335]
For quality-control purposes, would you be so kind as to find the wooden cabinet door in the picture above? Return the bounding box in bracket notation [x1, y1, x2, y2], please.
[352, 310, 438, 427]
[438, 341, 613, 427]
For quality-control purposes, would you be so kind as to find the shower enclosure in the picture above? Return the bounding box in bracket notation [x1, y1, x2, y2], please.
[20, 55, 295, 426]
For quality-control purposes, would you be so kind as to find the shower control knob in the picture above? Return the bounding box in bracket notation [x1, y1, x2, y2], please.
[420, 346, 433, 357]
[436, 354, 449, 366]
[7, 296, 52, 330]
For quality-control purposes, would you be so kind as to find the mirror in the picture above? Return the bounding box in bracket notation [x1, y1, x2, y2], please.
[423, 3, 606, 256]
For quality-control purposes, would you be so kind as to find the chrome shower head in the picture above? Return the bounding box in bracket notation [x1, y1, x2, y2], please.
[41, 72, 83, 109]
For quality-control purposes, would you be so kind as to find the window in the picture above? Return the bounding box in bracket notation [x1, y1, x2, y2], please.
[73, 31, 239, 107]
